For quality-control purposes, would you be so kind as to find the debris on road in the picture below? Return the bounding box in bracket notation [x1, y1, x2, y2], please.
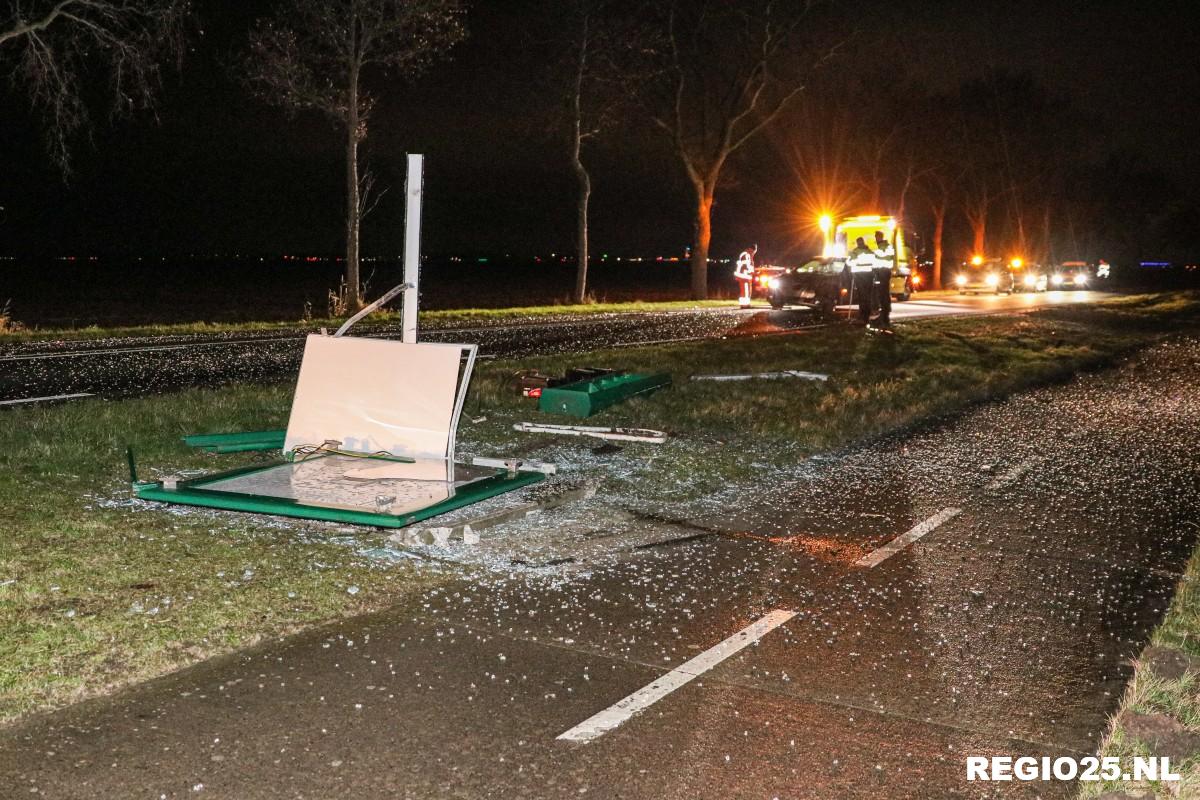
[512, 369, 561, 398]
[511, 366, 618, 398]
[689, 370, 829, 382]
[513, 422, 668, 443]
[470, 456, 558, 475]
[0, 392, 95, 406]
[389, 481, 598, 546]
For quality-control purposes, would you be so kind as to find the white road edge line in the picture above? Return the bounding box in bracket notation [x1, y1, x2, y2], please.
[0, 392, 95, 406]
[855, 507, 963, 568]
[986, 456, 1044, 491]
[556, 608, 797, 744]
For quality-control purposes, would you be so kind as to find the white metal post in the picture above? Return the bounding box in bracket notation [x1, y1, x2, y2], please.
[402, 154, 424, 344]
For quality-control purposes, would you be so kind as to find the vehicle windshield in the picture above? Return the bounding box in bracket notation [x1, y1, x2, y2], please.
[799, 258, 842, 273]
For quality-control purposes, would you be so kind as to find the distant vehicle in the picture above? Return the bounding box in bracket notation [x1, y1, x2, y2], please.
[1012, 260, 1048, 293]
[954, 257, 1015, 295]
[1049, 261, 1092, 290]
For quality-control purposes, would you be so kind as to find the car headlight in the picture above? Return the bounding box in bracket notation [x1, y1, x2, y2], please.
[1074, 274, 1087, 285]
[768, 277, 781, 290]
[986, 274, 999, 286]
[955, 274, 967, 286]
[1051, 274, 1064, 286]
[911, 275, 921, 285]
[1024, 275, 1036, 286]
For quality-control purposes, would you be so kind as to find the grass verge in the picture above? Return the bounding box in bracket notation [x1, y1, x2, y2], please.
[1, 292, 1197, 724]
[1080, 527, 1200, 799]
[462, 292, 1200, 492]
[0, 299, 738, 344]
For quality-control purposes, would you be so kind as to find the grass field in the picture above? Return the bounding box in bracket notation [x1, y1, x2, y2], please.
[461, 293, 1200, 499]
[1, 292, 1198, 724]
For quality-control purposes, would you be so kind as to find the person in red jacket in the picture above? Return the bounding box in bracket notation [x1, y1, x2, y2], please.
[735, 244, 757, 308]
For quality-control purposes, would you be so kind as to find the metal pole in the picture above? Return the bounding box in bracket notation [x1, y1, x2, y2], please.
[402, 154, 424, 344]
[846, 265, 854, 325]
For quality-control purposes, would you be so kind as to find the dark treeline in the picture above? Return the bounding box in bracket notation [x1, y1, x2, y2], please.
[1, 0, 1196, 307]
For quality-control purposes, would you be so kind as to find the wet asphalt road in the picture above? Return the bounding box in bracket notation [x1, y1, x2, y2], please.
[3, 334, 1196, 799]
[0, 291, 1114, 402]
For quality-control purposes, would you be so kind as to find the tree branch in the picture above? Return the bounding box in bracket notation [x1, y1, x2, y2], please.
[2, 0, 190, 173]
[0, 0, 71, 45]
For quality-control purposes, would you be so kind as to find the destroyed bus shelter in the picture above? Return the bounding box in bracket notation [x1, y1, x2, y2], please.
[133, 334, 543, 528]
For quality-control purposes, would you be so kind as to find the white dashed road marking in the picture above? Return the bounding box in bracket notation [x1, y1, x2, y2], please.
[556, 609, 797, 743]
[855, 507, 963, 568]
[986, 456, 1045, 491]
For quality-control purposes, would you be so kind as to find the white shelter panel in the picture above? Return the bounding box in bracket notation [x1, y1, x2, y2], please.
[284, 335, 464, 460]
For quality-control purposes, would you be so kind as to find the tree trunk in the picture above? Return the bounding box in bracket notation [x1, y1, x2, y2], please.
[690, 188, 713, 300]
[573, 160, 591, 304]
[1011, 186, 1027, 257]
[971, 217, 986, 258]
[1041, 205, 1053, 264]
[932, 205, 946, 290]
[344, 76, 362, 310]
[570, 16, 590, 305]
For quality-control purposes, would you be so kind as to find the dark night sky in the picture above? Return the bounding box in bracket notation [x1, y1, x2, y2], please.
[1, 0, 1197, 260]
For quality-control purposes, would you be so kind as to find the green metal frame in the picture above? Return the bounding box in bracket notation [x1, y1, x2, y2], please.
[538, 372, 671, 418]
[183, 430, 287, 454]
[134, 458, 544, 529]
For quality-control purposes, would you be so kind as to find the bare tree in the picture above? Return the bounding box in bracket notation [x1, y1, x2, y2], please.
[552, 0, 646, 304]
[921, 171, 953, 289]
[1, 0, 190, 173]
[242, 0, 465, 310]
[644, 1, 838, 299]
[564, 1, 601, 304]
[962, 181, 994, 258]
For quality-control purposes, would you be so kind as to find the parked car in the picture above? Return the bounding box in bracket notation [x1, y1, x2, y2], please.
[766, 257, 847, 315]
[1049, 261, 1092, 290]
[1013, 262, 1049, 292]
[954, 258, 1015, 295]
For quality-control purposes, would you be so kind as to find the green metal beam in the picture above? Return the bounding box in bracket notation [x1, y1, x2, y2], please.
[183, 430, 287, 453]
[538, 372, 671, 418]
[134, 462, 544, 529]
